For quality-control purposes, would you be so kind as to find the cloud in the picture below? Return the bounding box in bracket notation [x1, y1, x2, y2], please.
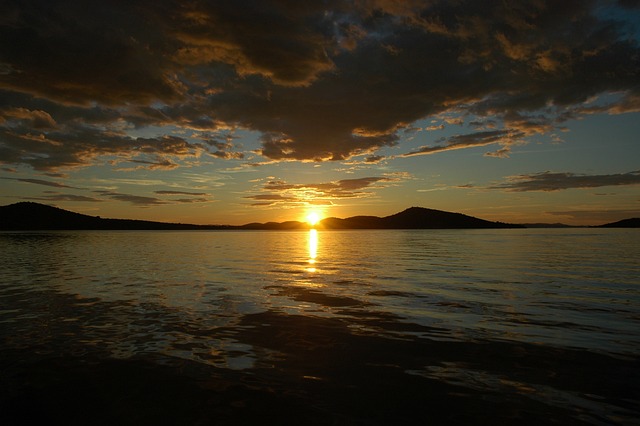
[246, 175, 404, 207]
[484, 147, 511, 158]
[425, 124, 445, 131]
[244, 194, 298, 206]
[202, 135, 246, 159]
[0, 2, 182, 106]
[124, 158, 179, 171]
[0, 0, 638, 166]
[172, 1, 337, 87]
[1, 108, 57, 129]
[94, 190, 167, 206]
[210, 150, 245, 160]
[364, 155, 385, 163]
[154, 190, 209, 196]
[0, 123, 210, 170]
[492, 170, 640, 191]
[154, 189, 213, 203]
[23, 194, 102, 202]
[168, 198, 211, 204]
[87, 189, 212, 206]
[403, 130, 523, 156]
[263, 176, 393, 196]
[2, 177, 77, 188]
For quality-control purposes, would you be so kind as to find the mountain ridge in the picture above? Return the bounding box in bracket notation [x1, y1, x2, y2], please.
[1, 202, 637, 230]
[0, 202, 519, 230]
[598, 217, 640, 228]
[318, 206, 520, 229]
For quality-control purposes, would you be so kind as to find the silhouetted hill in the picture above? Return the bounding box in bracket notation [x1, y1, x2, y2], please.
[380, 207, 520, 229]
[240, 221, 308, 230]
[0, 202, 229, 230]
[317, 207, 522, 229]
[319, 216, 384, 229]
[519, 223, 576, 228]
[598, 218, 640, 228]
[0, 202, 592, 231]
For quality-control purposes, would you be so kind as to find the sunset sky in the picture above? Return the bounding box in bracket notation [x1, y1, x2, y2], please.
[1, 0, 639, 225]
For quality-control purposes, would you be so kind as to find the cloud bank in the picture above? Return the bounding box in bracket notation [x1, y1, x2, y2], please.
[492, 170, 640, 191]
[1, 0, 639, 170]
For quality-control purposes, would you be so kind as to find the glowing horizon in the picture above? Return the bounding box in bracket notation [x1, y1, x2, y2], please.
[305, 211, 322, 227]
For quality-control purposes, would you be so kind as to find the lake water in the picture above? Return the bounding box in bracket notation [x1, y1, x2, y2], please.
[1, 229, 639, 425]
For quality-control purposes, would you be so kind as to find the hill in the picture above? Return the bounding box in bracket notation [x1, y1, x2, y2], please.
[519, 223, 575, 228]
[239, 221, 308, 230]
[319, 207, 521, 229]
[0, 202, 531, 231]
[0, 202, 229, 230]
[383, 207, 519, 229]
[598, 218, 640, 228]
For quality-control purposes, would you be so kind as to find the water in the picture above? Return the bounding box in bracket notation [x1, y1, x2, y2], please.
[1, 229, 639, 424]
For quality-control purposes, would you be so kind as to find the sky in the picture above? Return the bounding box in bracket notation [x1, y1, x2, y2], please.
[1, 0, 639, 226]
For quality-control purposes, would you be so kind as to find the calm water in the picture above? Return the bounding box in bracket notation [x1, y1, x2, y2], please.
[1, 229, 639, 424]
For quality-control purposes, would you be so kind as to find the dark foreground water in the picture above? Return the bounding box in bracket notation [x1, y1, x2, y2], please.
[1, 229, 638, 425]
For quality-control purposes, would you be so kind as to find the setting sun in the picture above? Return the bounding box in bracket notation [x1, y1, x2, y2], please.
[305, 211, 322, 226]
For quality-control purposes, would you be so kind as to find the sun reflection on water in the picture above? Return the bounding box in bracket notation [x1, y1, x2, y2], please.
[307, 229, 318, 272]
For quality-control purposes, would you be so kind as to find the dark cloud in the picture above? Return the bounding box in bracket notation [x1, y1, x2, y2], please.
[23, 194, 102, 202]
[94, 190, 167, 206]
[263, 176, 393, 197]
[2, 177, 77, 188]
[0, 0, 181, 106]
[0, 121, 210, 170]
[171, 0, 339, 87]
[403, 130, 522, 156]
[617, 0, 640, 9]
[126, 158, 179, 171]
[169, 197, 211, 204]
[484, 147, 512, 159]
[247, 194, 296, 201]
[1, 107, 57, 129]
[90, 189, 212, 206]
[492, 170, 640, 191]
[155, 190, 209, 196]
[211, 150, 245, 160]
[202, 135, 245, 159]
[364, 155, 385, 163]
[244, 193, 297, 207]
[0, 0, 638, 166]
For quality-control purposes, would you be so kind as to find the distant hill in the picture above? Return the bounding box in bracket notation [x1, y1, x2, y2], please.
[520, 223, 576, 228]
[239, 221, 308, 230]
[319, 215, 384, 229]
[8, 202, 622, 231]
[0, 202, 229, 230]
[598, 218, 640, 228]
[2, 202, 636, 230]
[319, 207, 522, 229]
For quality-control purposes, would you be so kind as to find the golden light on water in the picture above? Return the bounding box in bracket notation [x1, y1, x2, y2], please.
[307, 229, 318, 272]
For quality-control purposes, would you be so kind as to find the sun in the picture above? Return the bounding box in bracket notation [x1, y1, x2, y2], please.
[305, 211, 322, 226]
